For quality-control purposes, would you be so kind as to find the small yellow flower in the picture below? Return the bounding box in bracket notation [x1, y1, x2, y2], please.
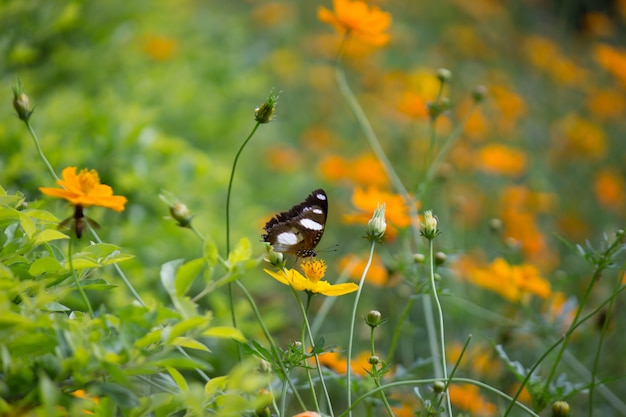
[40, 166, 127, 211]
[264, 259, 357, 296]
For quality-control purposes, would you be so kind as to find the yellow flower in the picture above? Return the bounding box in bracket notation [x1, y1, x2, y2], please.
[318, 0, 392, 46]
[40, 167, 127, 212]
[264, 259, 358, 296]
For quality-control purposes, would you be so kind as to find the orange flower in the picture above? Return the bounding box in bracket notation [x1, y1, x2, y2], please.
[468, 257, 552, 302]
[318, 350, 371, 376]
[476, 144, 527, 177]
[40, 167, 127, 212]
[318, 0, 392, 46]
[319, 154, 389, 188]
[448, 384, 496, 417]
[586, 89, 626, 120]
[594, 43, 626, 86]
[338, 253, 389, 286]
[292, 413, 321, 417]
[593, 168, 626, 212]
[343, 187, 414, 239]
[141, 34, 177, 61]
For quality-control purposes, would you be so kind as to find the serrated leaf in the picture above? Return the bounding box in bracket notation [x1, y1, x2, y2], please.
[202, 326, 246, 342]
[176, 258, 205, 297]
[29, 257, 65, 276]
[165, 366, 189, 392]
[170, 336, 210, 352]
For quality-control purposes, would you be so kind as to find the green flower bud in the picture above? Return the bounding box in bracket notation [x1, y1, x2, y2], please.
[368, 355, 380, 365]
[420, 210, 440, 240]
[472, 85, 488, 103]
[170, 202, 193, 228]
[413, 253, 426, 264]
[436, 68, 452, 83]
[366, 203, 386, 242]
[366, 310, 382, 328]
[255, 92, 278, 123]
[433, 380, 446, 393]
[551, 400, 570, 417]
[434, 251, 447, 266]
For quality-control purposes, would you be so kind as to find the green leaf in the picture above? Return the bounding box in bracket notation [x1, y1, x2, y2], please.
[29, 257, 65, 276]
[72, 278, 117, 291]
[227, 237, 251, 265]
[45, 302, 70, 312]
[202, 326, 246, 342]
[203, 237, 219, 266]
[160, 259, 185, 298]
[175, 258, 205, 297]
[165, 316, 209, 342]
[165, 366, 189, 391]
[170, 336, 210, 352]
[24, 209, 59, 223]
[33, 229, 69, 247]
[18, 212, 36, 238]
[205, 376, 228, 398]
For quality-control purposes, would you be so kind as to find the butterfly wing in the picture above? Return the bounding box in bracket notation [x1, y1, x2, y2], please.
[262, 189, 327, 258]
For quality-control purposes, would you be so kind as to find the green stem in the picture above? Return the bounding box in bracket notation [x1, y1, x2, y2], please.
[88, 225, 147, 307]
[339, 377, 540, 417]
[427, 239, 452, 417]
[543, 233, 624, 397]
[234, 279, 306, 411]
[25, 119, 59, 182]
[295, 291, 322, 414]
[588, 267, 624, 416]
[346, 240, 376, 417]
[370, 326, 395, 417]
[68, 239, 94, 317]
[226, 122, 260, 254]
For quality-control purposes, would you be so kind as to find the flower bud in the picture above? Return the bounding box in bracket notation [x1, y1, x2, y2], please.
[169, 202, 193, 228]
[12, 78, 33, 122]
[420, 210, 440, 240]
[368, 355, 380, 365]
[413, 253, 425, 264]
[488, 218, 502, 233]
[434, 251, 447, 266]
[255, 92, 278, 123]
[264, 243, 285, 268]
[436, 68, 452, 83]
[433, 380, 446, 393]
[472, 85, 488, 103]
[366, 203, 386, 242]
[366, 310, 382, 328]
[551, 400, 570, 417]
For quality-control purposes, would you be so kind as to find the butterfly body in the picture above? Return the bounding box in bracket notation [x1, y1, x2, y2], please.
[262, 189, 328, 258]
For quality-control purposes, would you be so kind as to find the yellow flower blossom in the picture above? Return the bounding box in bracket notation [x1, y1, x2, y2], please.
[264, 259, 358, 296]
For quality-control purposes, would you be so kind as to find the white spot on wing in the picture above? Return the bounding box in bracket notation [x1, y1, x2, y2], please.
[316, 193, 326, 200]
[312, 208, 323, 214]
[277, 232, 299, 245]
[300, 218, 324, 231]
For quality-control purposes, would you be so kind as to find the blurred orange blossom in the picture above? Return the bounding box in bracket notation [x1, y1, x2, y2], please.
[343, 187, 414, 239]
[40, 167, 127, 212]
[318, 0, 392, 46]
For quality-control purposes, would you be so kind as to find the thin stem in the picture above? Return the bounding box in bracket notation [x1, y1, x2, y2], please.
[67, 239, 94, 317]
[25, 119, 59, 182]
[294, 290, 322, 414]
[346, 240, 376, 417]
[88, 225, 147, 307]
[427, 239, 452, 417]
[339, 377, 539, 417]
[588, 267, 624, 416]
[234, 279, 306, 411]
[369, 326, 395, 417]
[226, 122, 260, 254]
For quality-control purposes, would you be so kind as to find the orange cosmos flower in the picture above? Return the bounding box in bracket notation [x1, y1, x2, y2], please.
[318, 0, 392, 46]
[40, 167, 127, 212]
[141, 34, 177, 61]
[343, 187, 413, 239]
[318, 350, 371, 376]
[448, 384, 497, 417]
[476, 144, 527, 177]
[338, 253, 390, 286]
[593, 168, 626, 212]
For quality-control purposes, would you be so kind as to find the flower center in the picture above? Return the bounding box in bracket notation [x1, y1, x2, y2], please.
[301, 259, 327, 283]
[77, 169, 101, 193]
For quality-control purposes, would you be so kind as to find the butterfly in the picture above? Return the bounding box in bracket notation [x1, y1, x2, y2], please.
[262, 189, 328, 258]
